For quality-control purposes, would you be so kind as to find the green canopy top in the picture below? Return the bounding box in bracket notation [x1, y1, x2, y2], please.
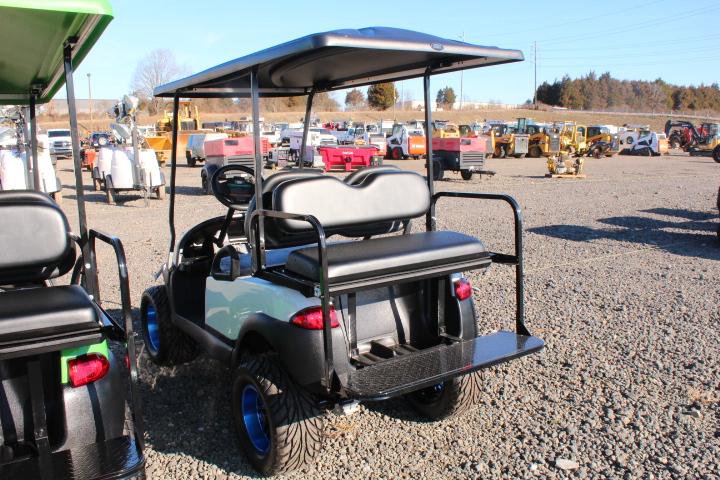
[0, 0, 113, 105]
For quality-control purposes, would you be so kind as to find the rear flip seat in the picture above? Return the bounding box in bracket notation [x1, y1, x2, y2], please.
[252, 170, 491, 287]
[285, 231, 490, 284]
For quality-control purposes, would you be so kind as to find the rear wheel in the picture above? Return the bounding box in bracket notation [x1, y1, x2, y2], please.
[233, 355, 325, 475]
[460, 170, 473, 181]
[186, 151, 196, 167]
[494, 145, 506, 158]
[391, 147, 402, 160]
[713, 145, 720, 163]
[407, 371, 483, 420]
[140, 285, 199, 366]
[432, 160, 444, 181]
[591, 147, 602, 159]
[528, 145, 542, 158]
[105, 176, 115, 205]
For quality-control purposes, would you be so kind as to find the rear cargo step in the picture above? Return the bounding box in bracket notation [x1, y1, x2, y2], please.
[343, 331, 543, 400]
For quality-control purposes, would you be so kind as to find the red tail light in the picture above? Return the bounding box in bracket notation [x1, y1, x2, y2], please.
[68, 354, 110, 387]
[454, 278, 472, 301]
[291, 306, 340, 330]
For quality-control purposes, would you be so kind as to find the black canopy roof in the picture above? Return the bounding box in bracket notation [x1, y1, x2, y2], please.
[154, 27, 523, 98]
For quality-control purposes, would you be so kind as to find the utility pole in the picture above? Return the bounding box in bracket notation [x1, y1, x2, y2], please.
[87, 73, 93, 128]
[459, 31, 465, 111]
[533, 41, 537, 109]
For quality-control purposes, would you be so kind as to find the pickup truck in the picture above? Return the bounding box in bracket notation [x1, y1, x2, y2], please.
[47, 128, 73, 164]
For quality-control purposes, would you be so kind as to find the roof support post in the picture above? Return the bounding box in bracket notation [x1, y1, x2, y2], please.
[64, 38, 99, 301]
[167, 95, 180, 261]
[250, 67, 266, 269]
[28, 93, 40, 191]
[423, 70, 435, 232]
[299, 90, 315, 170]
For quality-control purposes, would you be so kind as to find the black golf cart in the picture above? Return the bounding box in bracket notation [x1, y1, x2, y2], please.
[0, 2, 145, 478]
[142, 27, 543, 475]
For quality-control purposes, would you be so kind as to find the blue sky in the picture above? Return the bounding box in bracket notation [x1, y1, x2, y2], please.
[66, 0, 719, 105]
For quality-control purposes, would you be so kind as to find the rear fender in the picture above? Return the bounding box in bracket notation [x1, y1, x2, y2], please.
[231, 313, 349, 390]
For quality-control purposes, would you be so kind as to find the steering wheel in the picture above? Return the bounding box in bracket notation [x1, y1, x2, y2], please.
[211, 165, 262, 209]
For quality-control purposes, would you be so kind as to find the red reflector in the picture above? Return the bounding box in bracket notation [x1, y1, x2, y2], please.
[291, 306, 340, 330]
[454, 279, 472, 301]
[68, 354, 110, 388]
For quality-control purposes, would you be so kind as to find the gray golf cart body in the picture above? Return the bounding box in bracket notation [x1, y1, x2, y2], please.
[151, 26, 543, 401]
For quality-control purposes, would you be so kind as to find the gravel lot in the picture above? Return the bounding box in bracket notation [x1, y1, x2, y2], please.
[55, 151, 720, 479]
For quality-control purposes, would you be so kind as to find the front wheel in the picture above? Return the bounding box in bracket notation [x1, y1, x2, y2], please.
[140, 285, 198, 366]
[713, 145, 720, 163]
[186, 151, 197, 167]
[233, 355, 325, 475]
[406, 371, 483, 420]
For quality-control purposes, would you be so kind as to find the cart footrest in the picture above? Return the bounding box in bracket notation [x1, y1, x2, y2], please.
[0, 435, 144, 479]
[343, 331, 543, 400]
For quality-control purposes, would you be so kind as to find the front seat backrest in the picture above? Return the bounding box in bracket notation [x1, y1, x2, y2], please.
[0, 191, 75, 284]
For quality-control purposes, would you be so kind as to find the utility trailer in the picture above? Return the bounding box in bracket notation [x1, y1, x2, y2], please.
[144, 27, 543, 476]
[0, 1, 145, 478]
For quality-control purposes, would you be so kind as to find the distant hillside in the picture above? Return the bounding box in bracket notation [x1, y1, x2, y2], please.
[537, 72, 720, 114]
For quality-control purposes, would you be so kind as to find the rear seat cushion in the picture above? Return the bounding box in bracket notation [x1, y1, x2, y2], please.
[0, 285, 99, 345]
[285, 231, 490, 284]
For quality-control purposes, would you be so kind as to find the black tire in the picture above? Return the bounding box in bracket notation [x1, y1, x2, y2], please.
[591, 147, 602, 159]
[432, 160, 444, 181]
[528, 145, 542, 158]
[460, 170, 473, 181]
[391, 147, 403, 160]
[140, 285, 198, 366]
[513, 153, 526, 158]
[713, 145, 720, 163]
[201, 173, 211, 194]
[494, 145, 506, 159]
[105, 176, 115, 205]
[407, 371, 484, 420]
[186, 151, 196, 167]
[233, 355, 325, 475]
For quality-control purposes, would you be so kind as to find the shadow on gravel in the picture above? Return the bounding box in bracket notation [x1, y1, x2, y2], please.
[100, 307, 260, 477]
[528, 208, 720, 261]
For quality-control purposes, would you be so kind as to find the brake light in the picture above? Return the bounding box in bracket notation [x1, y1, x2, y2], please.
[291, 306, 340, 330]
[454, 278, 472, 301]
[68, 353, 110, 387]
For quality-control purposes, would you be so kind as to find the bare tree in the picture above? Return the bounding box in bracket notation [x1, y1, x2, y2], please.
[130, 49, 186, 114]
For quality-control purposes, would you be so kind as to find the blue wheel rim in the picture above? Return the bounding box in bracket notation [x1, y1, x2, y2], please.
[242, 384, 270, 455]
[146, 305, 160, 353]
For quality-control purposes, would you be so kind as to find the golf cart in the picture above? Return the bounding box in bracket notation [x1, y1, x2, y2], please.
[0, 107, 63, 202]
[0, 1, 145, 478]
[142, 27, 543, 475]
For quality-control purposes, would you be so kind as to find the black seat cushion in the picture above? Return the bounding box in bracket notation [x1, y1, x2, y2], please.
[285, 231, 490, 284]
[0, 190, 75, 284]
[0, 286, 99, 345]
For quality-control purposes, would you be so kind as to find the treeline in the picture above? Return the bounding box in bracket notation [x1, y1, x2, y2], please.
[536, 72, 720, 113]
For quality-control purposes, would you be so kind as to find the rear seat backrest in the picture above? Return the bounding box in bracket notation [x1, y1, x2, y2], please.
[0, 191, 75, 284]
[266, 171, 430, 246]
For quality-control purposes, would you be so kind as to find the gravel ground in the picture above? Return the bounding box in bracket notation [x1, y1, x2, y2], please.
[54, 151, 720, 479]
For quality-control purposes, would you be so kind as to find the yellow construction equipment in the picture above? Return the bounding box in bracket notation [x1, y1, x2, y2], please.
[557, 122, 588, 155]
[432, 120, 460, 138]
[492, 119, 529, 158]
[527, 123, 561, 158]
